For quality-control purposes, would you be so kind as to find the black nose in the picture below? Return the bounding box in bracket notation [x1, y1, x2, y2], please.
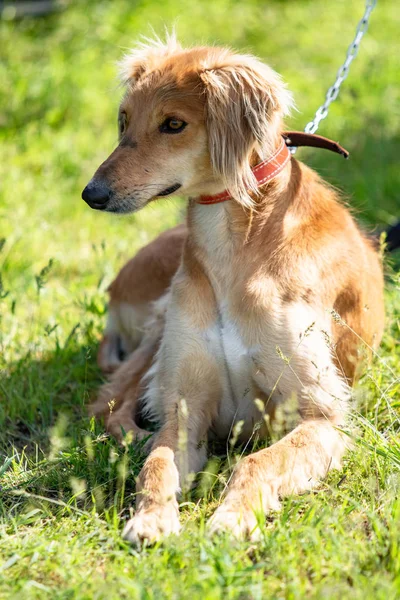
[82, 180, 111, 210]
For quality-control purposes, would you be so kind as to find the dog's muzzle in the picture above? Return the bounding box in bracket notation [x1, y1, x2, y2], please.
[82, 179, 111, 210]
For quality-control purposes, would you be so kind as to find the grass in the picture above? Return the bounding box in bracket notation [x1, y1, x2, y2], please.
[0, 0, 400, 597]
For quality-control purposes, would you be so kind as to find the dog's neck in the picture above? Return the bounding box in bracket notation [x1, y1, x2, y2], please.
[187, 153, 294, 290]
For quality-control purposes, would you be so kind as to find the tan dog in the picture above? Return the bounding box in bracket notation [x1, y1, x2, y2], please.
[97, 224, 186, 375]
[92, 225, 185, 440]
[83, 35, 384, 543]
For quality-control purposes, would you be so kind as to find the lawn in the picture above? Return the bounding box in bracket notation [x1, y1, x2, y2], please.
[0, 0, 400, 598]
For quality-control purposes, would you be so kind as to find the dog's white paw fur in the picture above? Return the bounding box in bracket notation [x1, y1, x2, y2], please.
[207, 504, 262, 541]
[122, 503, 181, 545]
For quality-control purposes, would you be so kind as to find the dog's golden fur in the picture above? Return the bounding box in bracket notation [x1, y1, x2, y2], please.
[85, 35, 385, 543]
[97, 224, 186, 374]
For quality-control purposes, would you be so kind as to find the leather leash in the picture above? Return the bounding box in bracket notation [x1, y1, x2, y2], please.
[282, 131, 349, 159]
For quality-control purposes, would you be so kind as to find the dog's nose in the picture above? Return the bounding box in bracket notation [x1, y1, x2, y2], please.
[82, 180, 111, 210]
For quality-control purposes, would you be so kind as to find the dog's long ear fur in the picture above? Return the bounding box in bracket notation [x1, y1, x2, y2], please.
[200, 53, 293, 207]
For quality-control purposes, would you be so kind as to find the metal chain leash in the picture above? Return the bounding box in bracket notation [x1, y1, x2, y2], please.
[295, 0, 378, 145]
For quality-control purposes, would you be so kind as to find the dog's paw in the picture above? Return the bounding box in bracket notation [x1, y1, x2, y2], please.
[122, 503, 181, 546]
[207, 504, 261, 541]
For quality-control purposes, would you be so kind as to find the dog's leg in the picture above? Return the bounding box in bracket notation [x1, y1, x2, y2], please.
[208, 370, 350, 539]
[208, 418, 348, 539]
[122, 426, 182, 545]
[91, 337, 158, 443]
[123, 382, 217, 544]
[92, 293, 169, 441]
[121, 255, 224, 545]
[97, 303, 150, 374]
[122, 353, 220, 545]
[122, 414, 210, 545]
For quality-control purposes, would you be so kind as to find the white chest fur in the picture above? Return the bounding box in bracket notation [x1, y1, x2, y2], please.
[143, 203, 342, 441]
[197, 302, 258, 438]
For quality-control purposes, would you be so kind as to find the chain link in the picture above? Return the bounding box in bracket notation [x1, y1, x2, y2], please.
[301, 0, 377, 137]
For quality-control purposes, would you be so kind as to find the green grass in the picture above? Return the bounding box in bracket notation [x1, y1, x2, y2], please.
[1, 0, 400, 597]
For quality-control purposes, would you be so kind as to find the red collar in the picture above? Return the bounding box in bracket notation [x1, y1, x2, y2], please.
[196, 131, 349, 205]
[197, 138, 290, 205]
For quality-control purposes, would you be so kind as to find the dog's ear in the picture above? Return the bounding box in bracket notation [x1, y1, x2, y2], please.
[201, 53, 294, 207]
[119, 31, 182, 84]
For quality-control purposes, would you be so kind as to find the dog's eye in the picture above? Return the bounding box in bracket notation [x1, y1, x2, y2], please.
[160, 118, 187, 134]
[118, 112, 127, 138]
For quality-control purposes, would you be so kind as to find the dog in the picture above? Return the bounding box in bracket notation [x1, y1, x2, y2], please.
[92, 224, 186, 440]
[97, 224, 186, 375]
[82, 34, 385, 543]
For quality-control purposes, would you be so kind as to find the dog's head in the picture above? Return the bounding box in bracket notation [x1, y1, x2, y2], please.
[82, 34, 293, 212]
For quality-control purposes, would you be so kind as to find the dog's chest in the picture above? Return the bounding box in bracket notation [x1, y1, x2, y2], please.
[218, 303, 253, 391]
[192, 204, 265, 434]
[203, 299, 262, 438]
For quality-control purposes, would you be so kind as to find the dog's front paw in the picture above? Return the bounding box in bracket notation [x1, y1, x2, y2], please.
[122, 502, 181, 545]
[207, 503, 261, 541]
